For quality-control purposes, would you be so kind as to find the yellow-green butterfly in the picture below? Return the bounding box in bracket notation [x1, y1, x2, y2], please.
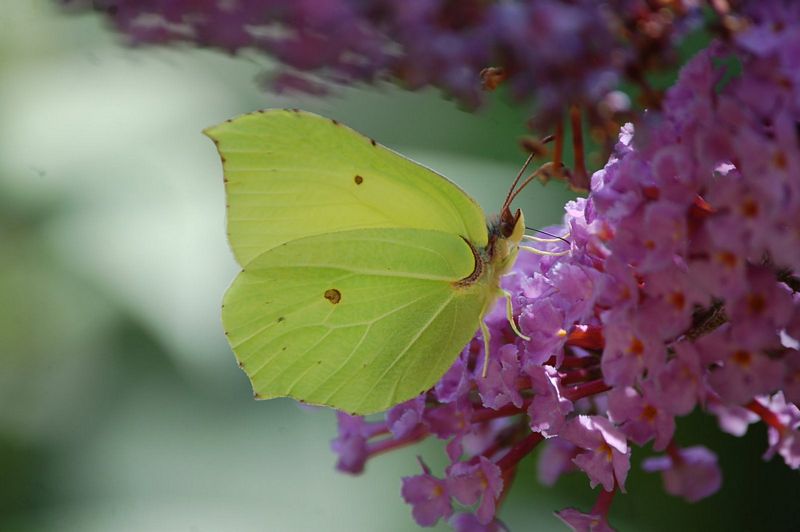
[206, 109, 556, 415]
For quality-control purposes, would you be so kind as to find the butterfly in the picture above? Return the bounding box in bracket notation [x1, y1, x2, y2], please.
[206, 109, 565, 415]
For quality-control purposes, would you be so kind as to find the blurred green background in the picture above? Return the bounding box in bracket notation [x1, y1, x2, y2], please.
[1, 3, 796, 531]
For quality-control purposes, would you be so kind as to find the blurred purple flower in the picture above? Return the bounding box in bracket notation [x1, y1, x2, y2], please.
[642, 445, 722, 503]
[60, 0, 705, 127]
[555, 507, 616, 532]
[448, 512, 507, 532]
[537, 437, 578, 487]
[330, 412, 370, 474]
[759, 393, 800, 469]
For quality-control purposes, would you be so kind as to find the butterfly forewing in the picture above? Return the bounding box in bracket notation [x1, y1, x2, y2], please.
[206, 109, 489, 267]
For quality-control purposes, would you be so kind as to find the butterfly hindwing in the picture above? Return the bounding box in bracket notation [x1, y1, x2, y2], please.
[223, 228, 486, 414]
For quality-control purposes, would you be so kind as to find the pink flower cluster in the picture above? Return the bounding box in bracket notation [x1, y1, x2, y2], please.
[332, 6, 800, 530]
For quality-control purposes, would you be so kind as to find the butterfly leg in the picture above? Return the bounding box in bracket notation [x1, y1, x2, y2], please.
[503, 289, 530, 341]
[480, 320, 491, 378]
[519, 231, 571, 257]
[519, 245, 570, 257]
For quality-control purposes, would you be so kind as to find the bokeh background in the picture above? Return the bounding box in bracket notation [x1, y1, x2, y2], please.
[1, 2, 797, 531]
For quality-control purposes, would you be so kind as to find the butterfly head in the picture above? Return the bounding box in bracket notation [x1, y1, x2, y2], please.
[499, 206, 524, 242]
[486, 206, 525, 275]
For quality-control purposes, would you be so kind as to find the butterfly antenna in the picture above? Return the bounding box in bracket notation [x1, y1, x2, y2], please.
[503, 153, 535, 211]
[505, 168, 542, 208]
[503, 135, 557, 210]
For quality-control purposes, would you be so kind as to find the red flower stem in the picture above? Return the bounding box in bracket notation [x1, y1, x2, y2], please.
[566, 325, 605, 350]
[665, 439, 683, 464]
[365, 421, 390, 439]
[559, 368, 600, 385]
[590, 489, 616, 517]
[690, 194, 715, 219]
[569, 104, 588, 187]
[367, 426, 430, 458]
[746, 399, 784, 431]
[564, 379, 611, 401]
[559, 354, 600, 369]
[471, 400, 531, 423]
[553, 116, 565, 176]
[496, 432, 545, 471]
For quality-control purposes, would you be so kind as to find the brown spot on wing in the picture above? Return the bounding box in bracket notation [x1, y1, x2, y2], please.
[324, 288, 342, 304]
[354, 175, 364, 185]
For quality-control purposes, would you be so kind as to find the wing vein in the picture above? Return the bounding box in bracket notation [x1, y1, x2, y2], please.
[312, 291, 438, 404]
[355, 292, 456, 411]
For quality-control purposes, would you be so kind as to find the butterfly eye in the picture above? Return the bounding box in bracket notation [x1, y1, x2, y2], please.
[498, 207, 519, 238]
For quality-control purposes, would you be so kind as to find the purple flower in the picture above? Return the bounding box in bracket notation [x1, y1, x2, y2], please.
[642, 446, 722, 502]
[519, 298, 568, 366]
[600, 311, 666, 387]
[707, 400, 760, 437]
[555, 507, 616, 532]
[424, 398, 476, 462]
[612, 201, 688, 273]
[607, 382, 675, 451]
[325, 24, 800, 523]
[402, 459, 453, 526]
[696, 328, 785, 405]
[781, 350, 800, 407]
[546, 261, 600, 324]
[476, 344, 524, 410]
[642, 269, 708, 339]
[562, 416, 630, 492]
[686, 242, 749, 301]
[526, 365, 572, 436]
[537, 437, 578, 486]
[654, 342, 705, 416]
[434, 355, 472, 404]
[446, 457, 504, 525]
[591, 256, 636, 312]
[448, 513, 507, 532]
[460, 418, 516, 459]
[330, 412, 370, 474]
[727, 267, 795, 348]
[387, 395, 427, 439]
[760, 393, 800, 469]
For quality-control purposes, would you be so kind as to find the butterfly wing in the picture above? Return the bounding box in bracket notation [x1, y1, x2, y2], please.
[224, 227, 485, 414]
[205, 109, 488, 267]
